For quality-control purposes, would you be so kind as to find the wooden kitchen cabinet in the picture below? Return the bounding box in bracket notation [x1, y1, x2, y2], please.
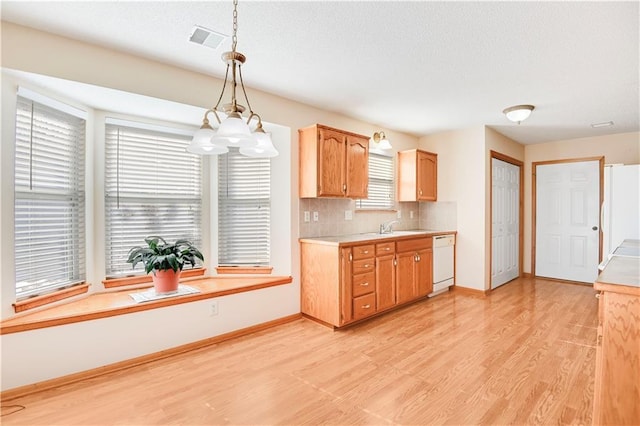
[397, 149, 437, 201]
[396, 238, 433, 303]
[300, 235, 434, 328]
[592, 246, 640, 425]
[375, 242, 396, 311]
[350, 244, 376, 321]
[299, 124, 369, 198]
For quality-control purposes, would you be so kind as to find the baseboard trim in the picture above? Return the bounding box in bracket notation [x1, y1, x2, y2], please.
[1, 313, 302, 401]
[522, 272, 533, 278]
[452, 286, 489, 297]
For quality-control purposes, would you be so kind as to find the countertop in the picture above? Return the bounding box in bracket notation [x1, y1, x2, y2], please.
[299, 229, 456, 245]
[595, 239, 640, 291]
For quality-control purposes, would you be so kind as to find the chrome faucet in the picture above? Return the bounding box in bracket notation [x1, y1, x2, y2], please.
[379, 220, 400, 234]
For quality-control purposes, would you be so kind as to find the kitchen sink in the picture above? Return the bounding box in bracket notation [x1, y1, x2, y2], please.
[362, 230, 429, 237]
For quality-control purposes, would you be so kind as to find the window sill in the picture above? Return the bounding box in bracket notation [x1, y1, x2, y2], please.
[1, 275, 292, 335]
[102, 268, 206, 289]
[215, 266, 273, 275]
[13, 283, 90, 313]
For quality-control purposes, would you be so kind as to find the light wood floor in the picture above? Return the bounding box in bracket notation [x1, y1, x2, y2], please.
[1, 277, 598, 425]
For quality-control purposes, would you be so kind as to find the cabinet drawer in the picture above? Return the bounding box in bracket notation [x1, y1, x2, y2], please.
[352, 244, 375, 260]
[353, 293, 376, 320]
[353, 258, 375, 274]
[376, 242, 395, 256]
[396, 238, 432, 252]
[353, 272, 375, 297]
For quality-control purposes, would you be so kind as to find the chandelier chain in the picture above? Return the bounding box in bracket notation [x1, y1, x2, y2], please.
[232, 0, 238, 51]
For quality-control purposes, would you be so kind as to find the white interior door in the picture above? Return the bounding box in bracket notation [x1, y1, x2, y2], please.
[492, 158, 520, 288]
[535, 160, 600, 283]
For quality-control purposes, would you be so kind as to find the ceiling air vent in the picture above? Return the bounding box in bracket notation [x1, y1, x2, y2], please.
[189, 25, 227, 49]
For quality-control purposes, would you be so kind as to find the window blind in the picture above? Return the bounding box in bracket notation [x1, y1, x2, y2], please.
[356, 152, 395, 210]
[104, 123, 202, 277]
[218, 149, 270, 265]
[14, 96, 86, 299]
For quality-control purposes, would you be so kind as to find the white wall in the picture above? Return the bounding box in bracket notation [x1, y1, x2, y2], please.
[419, 126, 486, 291]
[0, 22, 419, 391]
[1, 283, 298, 391]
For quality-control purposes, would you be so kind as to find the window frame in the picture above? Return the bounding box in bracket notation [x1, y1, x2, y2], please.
[13, 91, 87, 300]
[103, 118, 204, 278]
[356, 150, 396, 211]
[217, 147, 272, 267]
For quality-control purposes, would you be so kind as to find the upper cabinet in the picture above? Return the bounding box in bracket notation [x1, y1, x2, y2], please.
[397, 149, 437, 202]
[299, 124, 369, 198]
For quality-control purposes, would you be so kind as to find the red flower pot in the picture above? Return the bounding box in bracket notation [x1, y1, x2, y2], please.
[152, 269, 180, 294]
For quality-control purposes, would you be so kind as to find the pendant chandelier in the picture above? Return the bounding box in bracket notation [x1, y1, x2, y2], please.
[188, 0, 278, 158]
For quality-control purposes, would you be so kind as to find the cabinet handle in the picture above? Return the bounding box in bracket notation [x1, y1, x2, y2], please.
[597, 334, 602, 346]
[394, 258, 397, 266]
[364, 264, 370, 268]
[343, 184, 347, 192]
[363, 250, 369, 254]
[360, 282, 369, 287]
[349, 253, 353, 262]
[415, 254, 421, 262]
[384, 247, 390, 251]
[362, 304, 371, 309]
[595, 293, 600, 299]
[419, 189, 423, 195]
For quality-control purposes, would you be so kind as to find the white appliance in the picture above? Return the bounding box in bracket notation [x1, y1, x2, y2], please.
[430, 234, 455, 297]
[603, 164, 639, 256]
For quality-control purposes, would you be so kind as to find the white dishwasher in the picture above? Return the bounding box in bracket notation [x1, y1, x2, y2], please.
[429, 234, 455, 297]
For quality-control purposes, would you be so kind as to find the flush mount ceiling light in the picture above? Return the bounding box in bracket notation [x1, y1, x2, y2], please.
[187, 0, 278, 158]
[503, 104, 535, 124]
[370, 131, 392, 150]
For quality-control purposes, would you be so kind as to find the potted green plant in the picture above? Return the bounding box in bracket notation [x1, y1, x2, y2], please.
[127, 236, 204, 294]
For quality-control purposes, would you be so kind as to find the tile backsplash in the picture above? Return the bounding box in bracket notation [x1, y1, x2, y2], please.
[299, 199, 458, 238]
[419, 201, 457, 230]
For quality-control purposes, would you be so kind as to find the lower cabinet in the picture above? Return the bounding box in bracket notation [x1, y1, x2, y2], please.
[301, 236, 433, 328]
[396, 238, 433, 303]
[350, 244, 376, 321]
[375, 241, 396, 312]
[592, 283, 640, 424]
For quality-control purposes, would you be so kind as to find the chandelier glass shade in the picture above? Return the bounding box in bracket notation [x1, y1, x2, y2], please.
[187, 0, 278, 158]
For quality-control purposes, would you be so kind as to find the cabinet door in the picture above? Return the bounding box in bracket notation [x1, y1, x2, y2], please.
[594, 291, 640, 424]
[417, 151, 437, 201]
[345, 135, 369, 198]
[340, 247, 353, 324]
[376, 254, 396, 311]
[396, 251, 417, 304]
[318, 128, 347, 197]
[416, 248, 433, 297]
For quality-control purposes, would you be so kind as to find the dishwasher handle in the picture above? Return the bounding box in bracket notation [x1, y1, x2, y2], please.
[433, 234, 455, 247]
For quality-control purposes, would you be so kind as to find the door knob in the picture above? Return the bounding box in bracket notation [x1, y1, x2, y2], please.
[592, 226, 598, 231]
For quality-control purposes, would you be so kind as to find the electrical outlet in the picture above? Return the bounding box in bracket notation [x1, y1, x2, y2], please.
[397, 210, 402, 219]
[313, 211, 319, 222]
[304, 211, 310, 222]
[210, 301, 219, 316]
[345, 210, 353, 220]
[410, 211, 414, 219]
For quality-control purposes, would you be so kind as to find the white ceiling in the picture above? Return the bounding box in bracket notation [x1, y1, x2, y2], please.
[2, 1, 638, 144]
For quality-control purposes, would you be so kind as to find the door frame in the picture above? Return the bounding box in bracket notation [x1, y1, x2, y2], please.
[490, 151, 524, 289]
[531, 156, 605, 279]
